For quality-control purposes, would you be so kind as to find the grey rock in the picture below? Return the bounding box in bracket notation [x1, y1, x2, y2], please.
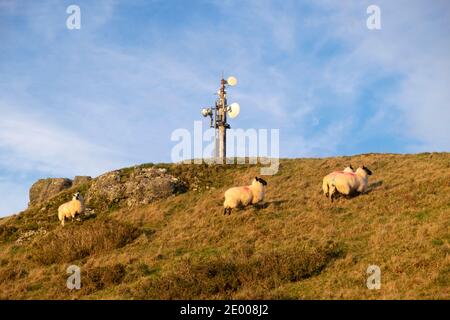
[29, 178, 72, 207]
[73, 176, 92, 187]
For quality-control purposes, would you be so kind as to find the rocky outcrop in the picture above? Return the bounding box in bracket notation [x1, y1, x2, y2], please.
[28, 176, 93, 208]
[27, 166, 187, 213]
[85, 167, 187, 211]
[29, 178, 73, 207]
[73, 176, 92, 187]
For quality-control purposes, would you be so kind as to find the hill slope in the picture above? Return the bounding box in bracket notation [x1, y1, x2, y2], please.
[0, 153, 449, 299]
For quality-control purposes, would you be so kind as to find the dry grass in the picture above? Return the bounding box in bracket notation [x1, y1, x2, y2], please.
[31, 219, 140, 265]
[0, 153, 448, 299]
[126, 242, 343, 299]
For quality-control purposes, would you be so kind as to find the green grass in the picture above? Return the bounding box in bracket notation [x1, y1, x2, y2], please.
[0, 153, 449, 299]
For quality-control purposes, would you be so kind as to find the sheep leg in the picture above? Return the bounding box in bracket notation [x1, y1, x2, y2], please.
[329, 184, 336, 202]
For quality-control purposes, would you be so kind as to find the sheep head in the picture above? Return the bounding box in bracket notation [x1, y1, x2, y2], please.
[358, 166, 372, 176]
[254, 176, 268, 186]
[72, 192, 83, 201]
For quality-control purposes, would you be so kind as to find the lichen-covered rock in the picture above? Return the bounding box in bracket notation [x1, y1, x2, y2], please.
[73, 176, 92, 187]
[85, 171, 123, 208]
[85, 167, 187, 212]
[29, 178, 73, 207]
[15, 228, 47, 244]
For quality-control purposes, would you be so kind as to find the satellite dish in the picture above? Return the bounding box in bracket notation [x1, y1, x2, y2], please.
[227, 76, 238, 86]
[228, 102, 240, 119]
[201, 108, 211, 117]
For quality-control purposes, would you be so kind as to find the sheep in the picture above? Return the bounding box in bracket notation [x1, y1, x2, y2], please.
[327, 166, 373, 202]
[322, 165, 354, 197]
[223, 177, 267, 215]
[58, 192, 85, 226]
[343, 165, 354, 173]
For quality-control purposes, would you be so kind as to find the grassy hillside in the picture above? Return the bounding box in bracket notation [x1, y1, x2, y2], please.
[0, 153, 449, 299]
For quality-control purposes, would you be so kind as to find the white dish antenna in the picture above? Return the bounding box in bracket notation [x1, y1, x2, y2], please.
[226, 76, 238, 86]
[228, 102, 240, 119]
[201, 108, 211, 117]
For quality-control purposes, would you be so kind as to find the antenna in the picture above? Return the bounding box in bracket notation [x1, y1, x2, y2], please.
[228, 102, 240, 118]
[226, 76, 237, 86]
[200, 75, 240, 163]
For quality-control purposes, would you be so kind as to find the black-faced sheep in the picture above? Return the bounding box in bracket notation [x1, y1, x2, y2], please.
[58, 192, 84, 226]
[223, 177, 267, 215]
[322, 165, 354, 197]
[324, 166, 372, 202]
[343, 165, 354, 173]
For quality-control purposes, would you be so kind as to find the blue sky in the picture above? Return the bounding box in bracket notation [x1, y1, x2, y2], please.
[0, 0, 449, 216]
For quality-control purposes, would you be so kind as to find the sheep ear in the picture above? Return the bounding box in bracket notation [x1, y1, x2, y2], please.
[363, 166, 372, 175]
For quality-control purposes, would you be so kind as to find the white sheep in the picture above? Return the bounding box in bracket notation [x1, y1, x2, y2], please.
[322, 165, 354, 197]
[343, 165, 354, 173]
[223, 177, 267, 215]
[58, 192, 85, 226]
[326, 166, 373, 202]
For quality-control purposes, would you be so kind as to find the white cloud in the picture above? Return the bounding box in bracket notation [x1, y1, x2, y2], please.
[313, 0, 450, 150]
[282, 118, 354, 157]
[0, 0, 449, 216]
[0, 103, 128, 177]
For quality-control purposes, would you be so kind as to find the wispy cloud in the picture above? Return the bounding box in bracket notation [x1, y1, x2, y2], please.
[0, 102, 128, 176]
[0, 0, 449, 216]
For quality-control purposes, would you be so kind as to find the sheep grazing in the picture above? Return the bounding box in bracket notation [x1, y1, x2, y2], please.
[325, 166, 373, 202]
[58, 192, 85, 226]
[322, 165, 354, 197]
[223, 177, 267, 215]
